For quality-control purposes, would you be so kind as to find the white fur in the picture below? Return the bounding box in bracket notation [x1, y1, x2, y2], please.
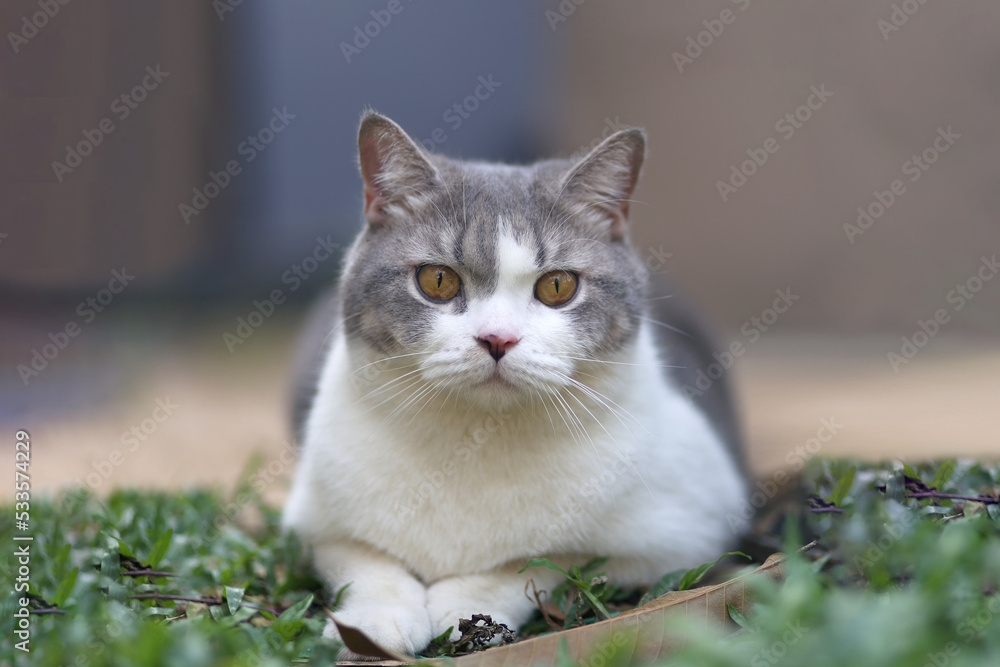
[283, 232, 747, 657]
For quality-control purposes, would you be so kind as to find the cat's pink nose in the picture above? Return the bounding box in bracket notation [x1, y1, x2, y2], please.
[476, 333, 519, 362]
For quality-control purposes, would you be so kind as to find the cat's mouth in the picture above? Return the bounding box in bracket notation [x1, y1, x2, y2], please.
[416, 347, 574, 406]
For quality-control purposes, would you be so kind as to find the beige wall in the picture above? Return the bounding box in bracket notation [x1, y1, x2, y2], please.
[562, 0, 1000, 334]
[4, 0, 998, 336]
[0, 1, 218, 291]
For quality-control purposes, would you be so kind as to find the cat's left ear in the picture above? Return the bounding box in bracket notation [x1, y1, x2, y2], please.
[559, 129, 645, 241]
[358, 111, 440, 225]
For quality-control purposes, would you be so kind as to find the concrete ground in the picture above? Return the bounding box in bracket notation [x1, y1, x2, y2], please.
[5, 309, 999, 504]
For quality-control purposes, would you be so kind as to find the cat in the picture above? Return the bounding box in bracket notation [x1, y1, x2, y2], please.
[282, 110, 748, 659]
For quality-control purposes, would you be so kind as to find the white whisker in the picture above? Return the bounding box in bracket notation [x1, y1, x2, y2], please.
[398, 381, 448, 428]
[552, 353, 681, 370]
[383, 380, 438, 425]
[359, 375, 423, 413]
[355, 366, 425, 402]
[352, 352, 426, 376]
[633, 315, 693, 339]
[555, 373, 654, 498]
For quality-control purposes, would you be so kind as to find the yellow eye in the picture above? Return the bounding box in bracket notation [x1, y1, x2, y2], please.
[535, 270, 578, 307]
[416, 265, 461, 302]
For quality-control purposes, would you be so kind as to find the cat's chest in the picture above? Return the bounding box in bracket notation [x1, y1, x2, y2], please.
[309, 378, 655, 577]
[292, 329, 742, 581]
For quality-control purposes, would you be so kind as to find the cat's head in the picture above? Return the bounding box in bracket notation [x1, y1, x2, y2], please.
[340, 111, 648, 408]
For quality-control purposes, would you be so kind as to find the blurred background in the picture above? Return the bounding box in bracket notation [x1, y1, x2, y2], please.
[2, 0, 998, 501]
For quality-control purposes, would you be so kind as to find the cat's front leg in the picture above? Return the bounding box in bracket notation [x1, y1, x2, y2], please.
[426, 564, 565, 641]
[312, 540, 433, 659]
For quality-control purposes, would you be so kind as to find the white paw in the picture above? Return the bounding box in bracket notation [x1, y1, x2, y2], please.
[325, 602, 433, 660]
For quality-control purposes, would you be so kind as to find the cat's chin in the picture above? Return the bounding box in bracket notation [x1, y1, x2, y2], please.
[440, 369, 557, 412]
[463, 375, 525, 410]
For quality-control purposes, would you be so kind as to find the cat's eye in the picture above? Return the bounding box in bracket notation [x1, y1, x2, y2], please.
[416, 265, 462, 302]
[535, 270, 578, 307]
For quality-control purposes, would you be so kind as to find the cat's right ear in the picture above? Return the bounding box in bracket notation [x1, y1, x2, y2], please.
[358, 111, 440, 225]
[559, 128, 645, 241]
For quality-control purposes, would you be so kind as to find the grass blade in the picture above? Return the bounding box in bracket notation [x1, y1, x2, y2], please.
[148, 527, 173, 569]
[830, 466, 856, 506]
[53, 567, 79, 607]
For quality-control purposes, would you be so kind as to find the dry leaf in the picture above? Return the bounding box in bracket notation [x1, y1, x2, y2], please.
[333, 554, 785, 666]
[439, 554, 785, 667]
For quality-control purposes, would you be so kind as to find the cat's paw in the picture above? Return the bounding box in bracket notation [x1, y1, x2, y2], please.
[324, 602, 433, 660]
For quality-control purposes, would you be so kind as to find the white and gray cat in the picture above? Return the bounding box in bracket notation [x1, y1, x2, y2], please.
[283, 111, 748, 658]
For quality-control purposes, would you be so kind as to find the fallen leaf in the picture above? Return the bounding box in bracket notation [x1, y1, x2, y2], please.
[441, 554, 785, 667]
[331, 554, 785, 665]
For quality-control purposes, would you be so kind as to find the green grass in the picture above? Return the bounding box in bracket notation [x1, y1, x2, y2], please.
[2, 459, 999, 666]
[662, 459, 1000, 667]
[2, 484, 338, 666]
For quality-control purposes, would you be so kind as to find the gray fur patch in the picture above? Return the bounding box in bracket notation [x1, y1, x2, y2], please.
[292, 113, 742, 470]
[341, 124, 647, 361]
